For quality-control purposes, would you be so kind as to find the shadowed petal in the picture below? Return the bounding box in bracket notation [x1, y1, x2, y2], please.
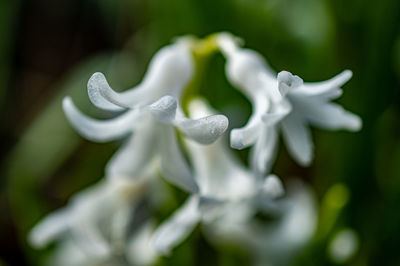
[29, 209, 70, 248]
[71, 222, 111, 259]
[151, 196, 200, 254]
[126, 221, 158, 266]
[157, 126, 199, 193]
[250, 125, 278, 175]
[261, 174, 284, 199]
[261, 100, 292, 126]
[106, 126, 156, 180]
[281, 113, 314, 166]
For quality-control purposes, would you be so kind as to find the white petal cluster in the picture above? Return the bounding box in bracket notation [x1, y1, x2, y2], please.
[63, 39, 228, 193]
[217, 32, 362, 173]
[151, 99, 287, 255]
[29, 175, 157, 266]
[29, 32, 362, 266]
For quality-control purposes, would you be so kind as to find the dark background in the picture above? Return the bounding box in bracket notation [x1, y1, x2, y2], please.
[0, 0, 399, 265]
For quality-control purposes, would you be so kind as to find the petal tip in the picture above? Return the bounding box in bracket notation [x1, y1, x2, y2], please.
[230, 129, 246, 150]
[342, 69, 353, 81]
[87, 72, 125, 111]
[348, 115, 362, 131]
[277, 71, 303, 96]
[263, 174, 285, 198]
[148, 96, 178, 123]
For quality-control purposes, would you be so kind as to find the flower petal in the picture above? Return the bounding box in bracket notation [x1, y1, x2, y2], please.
[63, 97, 137, 142]
[295, 70, 352, 96]
[71, 222, 111, 259]
[106, 125, 156, 180]
[250, 125, 279, 175]
[261, 174, 285, 199]
[151, 196, 200, 254]
[29, 209, 70, 248]
[261, 100, 292, 126]
[126, 221, 158, 266]
[277, 71, 303, 97]
[230, 126, 259, 150]
[175, 112, 229, 145]
[280, 112, 314, 166]
[304, 102, 362, 131]
[87, 72, 127, 111]
[88, 72, 150, 109]
[146, 95, 177, 123]
[88, 42, 194, 110]
[46, 239, 89, 266]
[231, 97, 268, 150]
[157, 126, 199, 193]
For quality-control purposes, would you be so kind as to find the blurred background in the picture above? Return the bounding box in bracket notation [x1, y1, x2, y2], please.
[0, 0, 399, 265]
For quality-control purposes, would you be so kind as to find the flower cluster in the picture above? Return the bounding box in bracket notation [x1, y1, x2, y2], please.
[29, 33, 361, 266]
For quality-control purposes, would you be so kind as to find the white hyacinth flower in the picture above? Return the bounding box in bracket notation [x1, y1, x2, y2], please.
[217, 33, 362, 173]
[204, 180, 318, 266]
[87, 39, 194, 111]
[29, 175, 157, 265]
[63, 39, 229, 193]
[43, 221, 157, 266]
[151, 99, 284, 254]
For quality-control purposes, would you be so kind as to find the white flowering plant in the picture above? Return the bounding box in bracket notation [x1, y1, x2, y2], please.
[29, 32, 361, 266]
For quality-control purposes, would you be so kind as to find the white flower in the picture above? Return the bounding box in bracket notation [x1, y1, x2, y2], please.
[87, 39, 194, 111]
[42, 221, 157, 266]
[151, 99, 284, 254]
[63, 39, 229, 193]
[217, 33, 362, 173]
[328, 228, 359, 264]
[204, 180, 318, 266]
[29, 175, 157, 265]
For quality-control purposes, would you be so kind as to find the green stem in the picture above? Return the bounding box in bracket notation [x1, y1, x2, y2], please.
[181, 34, 219, 113]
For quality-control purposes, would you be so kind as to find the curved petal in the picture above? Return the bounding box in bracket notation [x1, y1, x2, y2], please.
[146, 95, 177, 124]
[295, 70, 352, 96]
[175, 112, 229, 145]
[151, 196, 200, 254]
[88, 72, 150, 109]
[230, 122, 262, 150]
[280, 113, 314, 166]
[230, 97, 268, 150]
[277, 71, 303, 97]
[157, 126, 199, 193]
[29, 209, 70, 248]
[63, 97, 137, 142]
[88, 42, 194, 111]
[87, 72, 127, 111]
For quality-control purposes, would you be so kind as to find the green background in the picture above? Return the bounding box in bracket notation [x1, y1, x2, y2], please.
[0, 0, 399, 265]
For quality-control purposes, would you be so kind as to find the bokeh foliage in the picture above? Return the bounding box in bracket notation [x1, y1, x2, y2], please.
[0, 0, 399, 265]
